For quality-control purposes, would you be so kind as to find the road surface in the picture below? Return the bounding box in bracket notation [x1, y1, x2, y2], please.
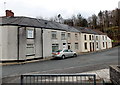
[2, 47, 119, 78]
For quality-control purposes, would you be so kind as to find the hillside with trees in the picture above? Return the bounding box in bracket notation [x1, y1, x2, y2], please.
[37, 8, 120, 46]
[58, 8, 120, 46]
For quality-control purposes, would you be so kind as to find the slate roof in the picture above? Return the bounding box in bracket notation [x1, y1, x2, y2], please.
[0, 16, 105, 35]
[75, 27, 99, 35]
[91, 29, 107, 35]
[0, 16, 80, 32]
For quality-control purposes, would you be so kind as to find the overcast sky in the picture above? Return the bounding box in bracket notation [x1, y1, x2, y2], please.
[0, 0, 119, 19]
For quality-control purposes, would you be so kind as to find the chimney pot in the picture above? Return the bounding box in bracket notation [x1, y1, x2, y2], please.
[6, 10, 14, 17]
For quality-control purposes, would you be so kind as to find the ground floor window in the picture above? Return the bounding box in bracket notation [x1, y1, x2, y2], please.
[26, 44, 35, 56]
[68, 43, 71, 49]
[75, 43, 79, 50]
[103, 42, 105, 47]
[52, 44, 59, 52]
[96, 42, 99, 48]
[84, 42, 87, 50]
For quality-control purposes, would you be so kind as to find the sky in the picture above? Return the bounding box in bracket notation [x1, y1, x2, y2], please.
[0, 0, 119, 19]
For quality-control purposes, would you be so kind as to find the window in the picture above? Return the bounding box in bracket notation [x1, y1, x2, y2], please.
[84, 43, 87, 50]
[103, 36, 104, 40]
[61, 32, 66, 40]
[96, 42, 98, 48]
[26, 44, 35, 56]
[63, 43, 66, 45]
[103, 42, 105, 47]
[106, 36, 107, 40]
[96, 36, 98, 40]
[75, 34, 78, 40]
[92, 35, 94, 40]
[68, 33, 71, 38]
[89, 35, 91, 40]
[84, 35, 87, 40]
[27, 29, 34, 39]
[75, 43, 79, 50]
[51, 31, 57, 39]
[63, 49, 69, 52]
[52, 44, 59, 52]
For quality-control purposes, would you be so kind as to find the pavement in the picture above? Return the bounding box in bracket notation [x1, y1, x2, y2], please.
[78, 68, 111, 83]
[0, 47, 115, 66]
[1, 47, 118, 84]
[0, 56, 53, 66]
[1, 68, 111, 84]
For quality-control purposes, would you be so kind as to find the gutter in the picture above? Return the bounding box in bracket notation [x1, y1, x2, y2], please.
[41, 28, 43, 58]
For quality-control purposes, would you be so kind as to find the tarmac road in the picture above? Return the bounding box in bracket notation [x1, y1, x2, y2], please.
[2, 47, 119, 78]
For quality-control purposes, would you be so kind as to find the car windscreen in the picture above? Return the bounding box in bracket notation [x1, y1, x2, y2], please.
[55, 50, 62, 52]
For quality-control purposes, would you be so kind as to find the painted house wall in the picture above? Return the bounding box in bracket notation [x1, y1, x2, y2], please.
[80, 33, 85, 52]
[1, 26, 18, 61]
[18, 27, 26, 60]
[34, 28, 42, 58]
[43, 29, 52, 58]
[81, 33, 91, 52]
[0, 26, 2, 60]
[107, 37, 112, 48]
[99, 35, 107, 50]
[0, 24, 113, 61]
[94, 35, 100, 51]
[67, 32, 80, 53]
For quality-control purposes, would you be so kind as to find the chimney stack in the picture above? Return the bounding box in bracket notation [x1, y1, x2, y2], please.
[6, 10, 14, 17]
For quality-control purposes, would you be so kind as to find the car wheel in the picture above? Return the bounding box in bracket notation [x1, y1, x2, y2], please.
[61, 55, 65, 59]
[73, 54, 77, 57]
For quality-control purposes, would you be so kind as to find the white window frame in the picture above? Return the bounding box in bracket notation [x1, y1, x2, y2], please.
[68, 33, 71, 38]
[27, 29, 34, 39]
[75, 43, 79, 50]
[51, 31, 57, 39]
[61, 32, 66, 40]
[75, 34, 78, 41]
[84, 42, 87, 50]
[52, 44, 59, 52]
[26, 44, 35, 56]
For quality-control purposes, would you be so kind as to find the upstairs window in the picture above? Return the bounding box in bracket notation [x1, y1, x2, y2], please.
[61, 32, 66, 40]
[51, 31, 57, 39]
[103, 36, 104, 40]
[92, 35, 94, 40]
[68, 33, 71, 38]
[84, 35, 87, 40]
[106, 36, 107, 40]
[27, 29, 34, 39]
[96, 36, 98, 40]
[75, 34, 78, 41]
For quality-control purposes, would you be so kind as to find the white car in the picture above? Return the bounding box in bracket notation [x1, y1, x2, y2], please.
[52, 49, 77, 59]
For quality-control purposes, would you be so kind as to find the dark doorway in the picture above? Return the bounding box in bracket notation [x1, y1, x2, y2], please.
[90, 42, 92, 52]
[92, 43, 95, 51]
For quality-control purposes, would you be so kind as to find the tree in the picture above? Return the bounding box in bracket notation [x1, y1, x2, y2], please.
[98, 10, 103, 30]
[81, 18, 88, 27]
[76, 13, 83, 26]
[91, 14, 97, 29]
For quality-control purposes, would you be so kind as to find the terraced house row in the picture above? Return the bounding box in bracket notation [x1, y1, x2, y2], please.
[0, 10, 112, 61]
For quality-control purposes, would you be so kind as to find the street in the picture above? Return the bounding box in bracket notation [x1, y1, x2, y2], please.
[2, 47, 118, 78]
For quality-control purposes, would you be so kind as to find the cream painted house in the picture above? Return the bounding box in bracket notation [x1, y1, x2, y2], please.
[0, 15, 112, 61]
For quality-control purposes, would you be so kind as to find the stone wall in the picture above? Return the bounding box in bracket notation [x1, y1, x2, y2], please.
[110, 65, 120, 85]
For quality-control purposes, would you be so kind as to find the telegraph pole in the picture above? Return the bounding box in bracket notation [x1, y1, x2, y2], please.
[4, 1, 6, 15]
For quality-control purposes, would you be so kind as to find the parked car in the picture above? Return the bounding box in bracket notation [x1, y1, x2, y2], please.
[52, 49, 77, 59]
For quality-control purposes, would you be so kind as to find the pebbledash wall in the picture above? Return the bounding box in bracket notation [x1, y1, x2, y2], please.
[0, 16, 112, 61]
